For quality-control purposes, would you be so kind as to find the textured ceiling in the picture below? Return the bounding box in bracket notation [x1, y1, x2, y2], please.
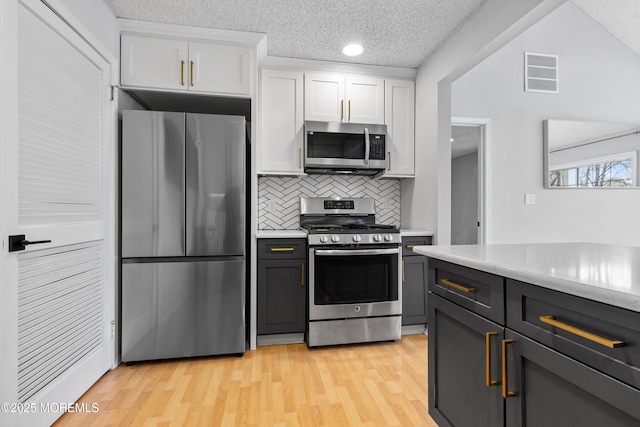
[572, 0, 640, 58]
[104, 0, 640, 70]
[103, 0, 486, 69]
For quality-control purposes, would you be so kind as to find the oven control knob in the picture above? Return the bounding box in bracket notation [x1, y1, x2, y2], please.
[373, 234, 382, 242]
[352, 235, 361, 242]
[331, 235, 340, 243]
[319, 235, 328, 243]
[384, 234, 393, 242]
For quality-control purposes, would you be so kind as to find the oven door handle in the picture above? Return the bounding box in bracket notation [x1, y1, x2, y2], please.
[314, 248, 399, 256]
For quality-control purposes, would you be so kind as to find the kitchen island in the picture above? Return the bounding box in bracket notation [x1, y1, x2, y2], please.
[413, 242, 640, 427]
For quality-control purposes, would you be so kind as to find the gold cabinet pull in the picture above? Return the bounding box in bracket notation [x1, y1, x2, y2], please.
[402, 260, 405, 282]
[270, 247, 294, 252]
[348, 99, 351, 120]
[501, 339, 516, 398]
[387, 151, 391, 171]
[441, 278, 476, 293]
[539, 316, 625, 349]
[180, 60, 185, 85]
[298, 148, 302, 169]
[301, 262, 305, 286]
[485, 332, 499, 387]
[190, 60, 194, 86]
[340, 99, 344, 121]
[406, 245, 416, 249]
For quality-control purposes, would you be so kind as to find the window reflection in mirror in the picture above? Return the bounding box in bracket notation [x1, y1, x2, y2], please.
[543, 119, 640, 188]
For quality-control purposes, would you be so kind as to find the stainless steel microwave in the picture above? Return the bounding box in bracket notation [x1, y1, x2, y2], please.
[304, 121, 387, 175]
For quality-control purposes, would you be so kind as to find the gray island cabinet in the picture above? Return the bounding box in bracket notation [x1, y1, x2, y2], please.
[413, 243, 640, 427]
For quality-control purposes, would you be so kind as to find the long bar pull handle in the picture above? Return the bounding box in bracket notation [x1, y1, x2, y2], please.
[270, 247, 295, 252]
[340, 99, 344, 121]
[348, 99, 351, 121]
[486, 332, 499, 387]
[402, 260, 405, 282]
[441, 278, 476, 293]
[298, 148, 302, 169]
[387, 152, 391, 171]
[301, 262, 305, 286]
[364, 127, 370, 166]
[181, 60, 185, 85]
[501, 339, 516, 398]
[539, 316, 625, 348]
[190, 61, 194, 86]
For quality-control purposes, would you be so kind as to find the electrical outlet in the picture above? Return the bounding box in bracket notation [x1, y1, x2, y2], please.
[525, 193, 536, 205]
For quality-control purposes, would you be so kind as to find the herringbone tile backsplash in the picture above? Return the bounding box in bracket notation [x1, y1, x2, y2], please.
[258, 175, 400, 230]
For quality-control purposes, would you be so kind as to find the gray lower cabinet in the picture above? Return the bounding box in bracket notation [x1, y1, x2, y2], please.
[504, 329, 640, 427]
[257, 239, 306, 335]
[427, 258, 640, 427]
[401, 236, 431, 325]
[428, 294, 504, 427]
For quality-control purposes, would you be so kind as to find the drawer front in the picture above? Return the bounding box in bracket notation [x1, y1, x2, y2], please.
[429, 259, 505, 324]
[506, 279, 640, 389]
[402, 236, 433, 257]
[258, 238, 306, 259]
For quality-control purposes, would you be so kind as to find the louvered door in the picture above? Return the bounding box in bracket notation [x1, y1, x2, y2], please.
[0, 1, 114, 426]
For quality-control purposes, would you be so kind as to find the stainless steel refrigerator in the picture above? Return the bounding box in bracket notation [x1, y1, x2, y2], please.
[120, 110, 246, 362]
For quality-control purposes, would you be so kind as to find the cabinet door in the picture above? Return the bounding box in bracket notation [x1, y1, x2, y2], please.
[258, 259, 306, 334]
[259, 69, 304, 174]
[345, 75, 385, 124]
[383, 79, 415, 177]
[504, 330, 640, 427]
[304, 72, 345, 122]
[428, 294, 505, 427]
[121, 34, 188, 90]
[402, 256, 428, 325]
[189, 42, 251, 95]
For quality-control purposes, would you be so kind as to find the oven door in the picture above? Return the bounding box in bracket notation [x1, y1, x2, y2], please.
[308, 247, 402, 320]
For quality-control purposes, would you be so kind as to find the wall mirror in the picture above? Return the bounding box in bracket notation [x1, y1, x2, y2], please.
[544, 119, 640, 188]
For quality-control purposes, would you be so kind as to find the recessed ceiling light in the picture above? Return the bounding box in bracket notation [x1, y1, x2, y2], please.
[342, 43, 363, 57]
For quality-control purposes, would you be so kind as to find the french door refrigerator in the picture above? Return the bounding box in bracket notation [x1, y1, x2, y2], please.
[121, 110, 246, 362]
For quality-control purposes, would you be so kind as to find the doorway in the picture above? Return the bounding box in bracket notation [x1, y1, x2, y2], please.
[450, 118, 489, 244]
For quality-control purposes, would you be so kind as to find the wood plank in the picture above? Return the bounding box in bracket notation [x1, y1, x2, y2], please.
[53, 335, 436, 426]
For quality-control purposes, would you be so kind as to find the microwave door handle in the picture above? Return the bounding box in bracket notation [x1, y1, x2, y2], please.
[364, 127, 370, 166]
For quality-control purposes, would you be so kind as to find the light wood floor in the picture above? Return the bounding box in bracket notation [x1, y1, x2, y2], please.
[54, 334, 437, 427]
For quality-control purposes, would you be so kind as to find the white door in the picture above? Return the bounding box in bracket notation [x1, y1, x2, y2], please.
[345, 75, 385, 124]
[190, 42, 251, 95]
[384, 79, 415, 177]
[121, 33, 189, 90]
[304, 72, 345, 122]
[259, 69, 304, 174]
[0, 1, 114, 426]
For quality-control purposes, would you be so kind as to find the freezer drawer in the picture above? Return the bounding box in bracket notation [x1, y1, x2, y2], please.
[121, 260, 245, 362]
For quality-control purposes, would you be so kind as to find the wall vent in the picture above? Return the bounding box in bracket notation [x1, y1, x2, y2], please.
[524, 52, 559, 94]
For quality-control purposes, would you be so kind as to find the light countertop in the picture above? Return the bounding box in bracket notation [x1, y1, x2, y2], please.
[412, 243, 640, 313]
[256, 229, 307, 238]
[401, 229, 435, 237]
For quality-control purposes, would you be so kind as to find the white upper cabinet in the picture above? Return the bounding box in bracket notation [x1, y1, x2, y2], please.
[259, 69, 305, 175]
[121, 35, 188, 91]
[304, 72, 384, 124]
[121, 34, 251, 96]
[383, 79, 415, 177]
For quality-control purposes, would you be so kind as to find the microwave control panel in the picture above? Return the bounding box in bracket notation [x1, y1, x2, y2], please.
[369, 135, 386, 160]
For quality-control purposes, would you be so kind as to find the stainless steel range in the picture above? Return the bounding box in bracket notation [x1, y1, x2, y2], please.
[300, 197, 402, 347]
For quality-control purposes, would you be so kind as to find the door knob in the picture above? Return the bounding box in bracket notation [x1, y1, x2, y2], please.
[8, 234, 51, 252]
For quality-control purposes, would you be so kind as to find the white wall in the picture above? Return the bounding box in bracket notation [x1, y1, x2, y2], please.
[403, 0, 565, 243]
[451, 2, 640, 246]
[53, 0, 118, 57]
